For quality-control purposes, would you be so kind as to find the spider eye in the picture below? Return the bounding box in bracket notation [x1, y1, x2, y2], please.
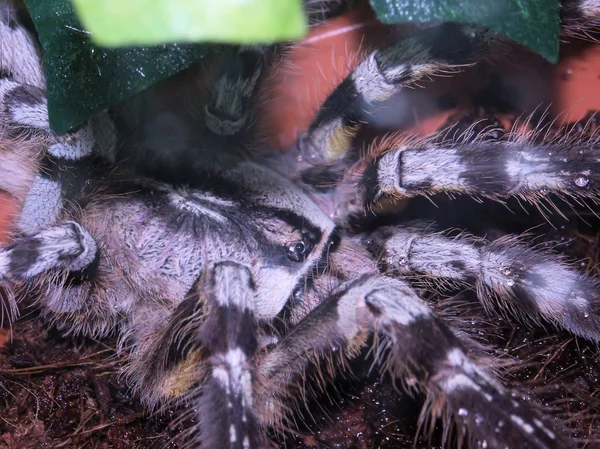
[287, 241, 308, 262]
[286, 231, 316, 263]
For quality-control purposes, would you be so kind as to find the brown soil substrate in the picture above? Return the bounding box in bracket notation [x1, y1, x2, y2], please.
[0, 319, 189, 448]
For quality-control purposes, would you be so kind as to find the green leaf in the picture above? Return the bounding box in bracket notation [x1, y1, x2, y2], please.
[70, 0, 308, 47]
[369, 0, 560, 62]
[23, 0, 207, 133]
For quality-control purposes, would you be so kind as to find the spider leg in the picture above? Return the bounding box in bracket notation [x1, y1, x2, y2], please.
[0, 74, 112, 158]
[0, 3, 45, 88]
[203, 0, 351, 138]
[0, 12, 99, 161]
[297, 23, 499, 164]
[0, 70, 115, 233]
[194, 261, 261, 449]
[562, 0, 600, 39]
[203, 45, 268, 137]
[334, 135, 600, 221]
[297, 0, 600, 165]
[369, 226, 600, 341]
[0, 221, 97, 282]
[0, 5, 116, 233]
[0, 6, 47, 202]
[255, 274, 568, 447]
[125, 261, 262, 449]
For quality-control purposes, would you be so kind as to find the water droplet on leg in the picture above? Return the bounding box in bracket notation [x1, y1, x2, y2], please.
[574, 174, 589, 188]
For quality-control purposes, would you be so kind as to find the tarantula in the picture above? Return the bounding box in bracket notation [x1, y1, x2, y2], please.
[2, 0, 600, 448]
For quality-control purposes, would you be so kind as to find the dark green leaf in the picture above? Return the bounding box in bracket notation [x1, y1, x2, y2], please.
[71, 0, 307, 47]
[368, 0, 560, 62]
[23, 0, 207, 133]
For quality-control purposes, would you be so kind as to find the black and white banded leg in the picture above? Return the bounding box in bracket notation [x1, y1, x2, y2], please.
[562, 0, 600, 39]
[367, 226, 600, 341]
[297, 0, 600, 165]
[0, 221, 97, 282]
[297, 23, 500, 164]
[128, 261, 262, 449]
[0, 69, 115, 232]
[255, 275, 569, 448]
[195, 261, 261, 449]
[0, 4, 116, 235]
[0, 7, 99, 159]
[0, 2, 45, 88]
[334, 135, 600, 222]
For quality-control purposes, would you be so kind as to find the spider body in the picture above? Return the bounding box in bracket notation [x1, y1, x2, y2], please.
[1, 1, 600, 448]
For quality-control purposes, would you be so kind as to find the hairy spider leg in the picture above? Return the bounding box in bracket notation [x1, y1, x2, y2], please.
[202, 0, 352, 138]
[296, 0, 600, 165]
[187, 262, 260, 448]
[368, 226, 600, 340]
[0, 221, 97, 282]
[296, 23, 501, 164]
[352, 136, 600, 211]
[0, 6, 116, 234]
[255, 274, 569, 448]
[203, 45, 268, 137]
